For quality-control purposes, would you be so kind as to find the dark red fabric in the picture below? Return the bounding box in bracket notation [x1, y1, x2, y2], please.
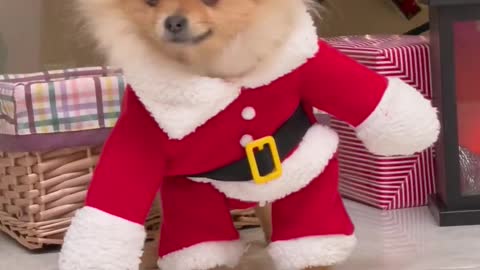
[158, 177, 240, 256]
[163, 41, 389, 177]
[85, 88, 168, 224]
[300, 40, 388, 127]
[164, 76, 302, 178]
[227, 199, 257, 210]
[84, 39, 389, 229]
[271, 157, 355, 241]
[157, 158, 354, 256]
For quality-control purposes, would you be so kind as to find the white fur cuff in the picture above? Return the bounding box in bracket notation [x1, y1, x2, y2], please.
[356, 78, 440, 156]
[268, 235, 357, 270]
[158, 240, 245, 270]
[58, 207, 146, 270]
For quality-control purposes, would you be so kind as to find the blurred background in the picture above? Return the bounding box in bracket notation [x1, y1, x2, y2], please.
[0, 0, 428, 74]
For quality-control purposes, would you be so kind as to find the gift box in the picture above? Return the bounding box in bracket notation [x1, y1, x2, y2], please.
[325, 35, 436, 210]
[0, 67, 125, 150]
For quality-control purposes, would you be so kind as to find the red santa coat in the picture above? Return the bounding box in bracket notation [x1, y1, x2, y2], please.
[59, 7, 440, 270]
[84, 40, 389, 224]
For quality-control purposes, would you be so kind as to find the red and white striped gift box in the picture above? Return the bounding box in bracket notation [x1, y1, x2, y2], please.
[325, 35, 436, 210]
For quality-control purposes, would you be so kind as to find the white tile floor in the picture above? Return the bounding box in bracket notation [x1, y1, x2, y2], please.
[2, 200, 480, 270]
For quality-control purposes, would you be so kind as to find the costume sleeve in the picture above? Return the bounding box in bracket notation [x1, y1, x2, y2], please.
[301, 40, 440, 156]
[59, 87, 167, 270]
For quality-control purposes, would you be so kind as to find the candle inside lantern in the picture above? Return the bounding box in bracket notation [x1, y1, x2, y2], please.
[454, 21, 480, 155]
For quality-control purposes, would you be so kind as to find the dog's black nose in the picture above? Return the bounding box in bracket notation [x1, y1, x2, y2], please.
[164, 15, 188, 34]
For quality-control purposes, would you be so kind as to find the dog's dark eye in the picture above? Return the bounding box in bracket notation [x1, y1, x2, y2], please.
[145, 0, 159, 7]
[202, 0, 219, 7]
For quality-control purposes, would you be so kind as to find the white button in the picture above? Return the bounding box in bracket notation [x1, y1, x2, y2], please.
[240, 134, 253, 147]
[241, 107, 256, 120]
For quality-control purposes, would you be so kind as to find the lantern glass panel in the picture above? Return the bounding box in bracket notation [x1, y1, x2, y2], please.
[453, 20, 480, 196]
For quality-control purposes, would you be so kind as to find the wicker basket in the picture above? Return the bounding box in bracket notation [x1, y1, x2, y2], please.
[0, 67, 260, 250]
[0, 146, 102, 249]
[0, 145, 260, 250]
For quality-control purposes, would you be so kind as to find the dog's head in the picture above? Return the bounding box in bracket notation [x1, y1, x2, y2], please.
[77, 0, 315, 77]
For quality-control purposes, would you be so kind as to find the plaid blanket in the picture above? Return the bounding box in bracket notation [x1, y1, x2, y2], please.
[0, 67, 125, 136]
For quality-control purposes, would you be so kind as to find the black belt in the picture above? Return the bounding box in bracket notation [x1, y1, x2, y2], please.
[191, 105, 312, 182]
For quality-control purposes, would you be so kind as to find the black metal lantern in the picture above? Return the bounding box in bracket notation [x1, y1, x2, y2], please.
[422, 0, 480, 226]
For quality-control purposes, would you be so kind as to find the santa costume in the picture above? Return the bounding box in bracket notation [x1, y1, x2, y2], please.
[59, 5, 440, 270]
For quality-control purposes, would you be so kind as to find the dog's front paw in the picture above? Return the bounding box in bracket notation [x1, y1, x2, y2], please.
[356, 78, 440, 156]
[59, 207, 146, 270]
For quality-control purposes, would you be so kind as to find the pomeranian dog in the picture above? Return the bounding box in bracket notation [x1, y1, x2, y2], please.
[76, 0, 311, 251]
[59, 0, 439, 270]
[75, 0, 316, 252]
[77, 0, 317, 79]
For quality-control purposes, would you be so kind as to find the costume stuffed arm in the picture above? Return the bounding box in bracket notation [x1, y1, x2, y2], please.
[302, 41, 440, 156]
[59, 88, 167, 270]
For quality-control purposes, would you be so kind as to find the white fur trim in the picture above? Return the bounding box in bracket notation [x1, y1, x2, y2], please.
[268, 235, 357, 270]
[241, 106, 256, 120]
[158, 241, 245, 270]
[190, 124, 338, 203]
[356, 78, 440, 156]
[235, 8, 319, 89]
[129, 73, 240, 140]
[58, 207, 146, 270]
[77, 1, 318, 139]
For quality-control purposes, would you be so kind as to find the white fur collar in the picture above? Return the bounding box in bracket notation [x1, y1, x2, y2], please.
[109, 5, 318, 139]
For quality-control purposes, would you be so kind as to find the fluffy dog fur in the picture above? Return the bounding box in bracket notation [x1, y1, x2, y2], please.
[75, 0, 318, 78]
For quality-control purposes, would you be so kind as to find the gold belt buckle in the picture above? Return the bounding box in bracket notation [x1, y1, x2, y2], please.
[245, 136, 283, 185]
